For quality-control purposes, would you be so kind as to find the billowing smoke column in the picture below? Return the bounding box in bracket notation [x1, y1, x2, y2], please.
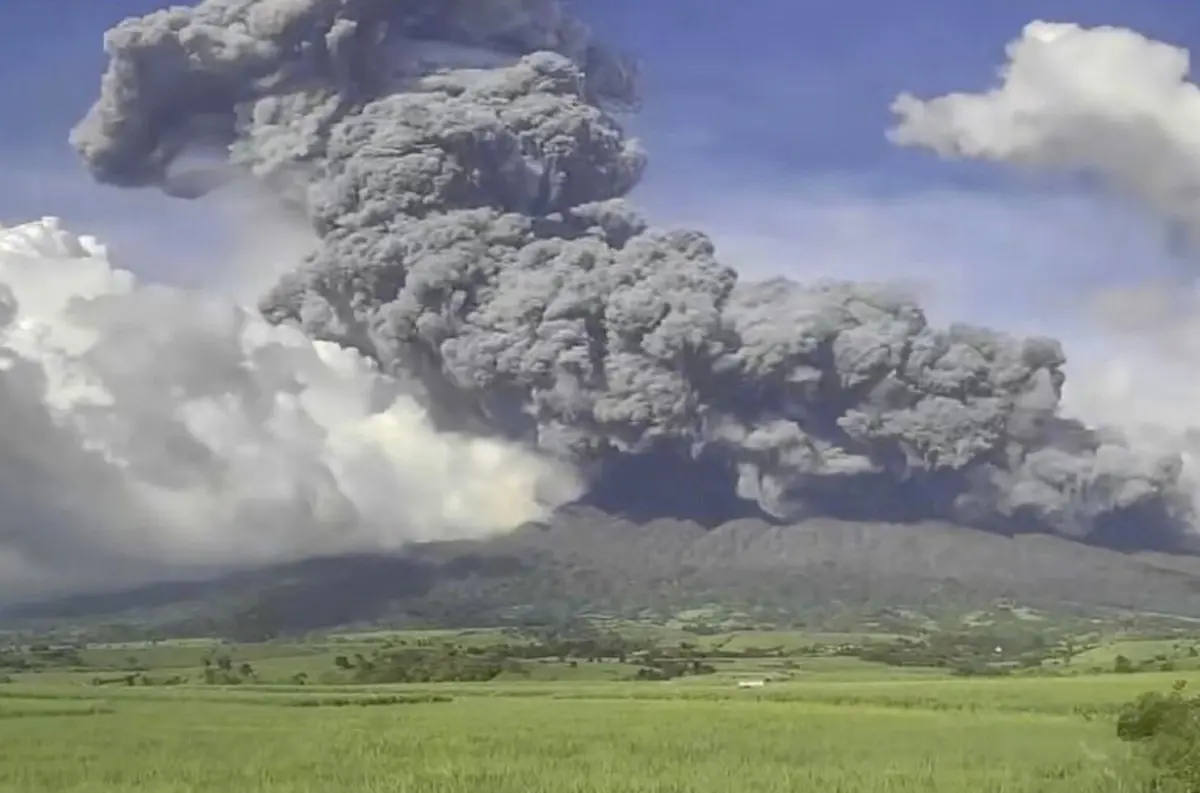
[69, 2, 1197, 548]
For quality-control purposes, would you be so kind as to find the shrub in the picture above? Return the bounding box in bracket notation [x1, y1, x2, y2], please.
[1117, 680, 1200, 789]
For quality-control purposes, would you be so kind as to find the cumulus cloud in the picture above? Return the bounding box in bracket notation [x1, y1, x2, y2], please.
[0, 217, 580, 599]
[890, 21, 1200, 244]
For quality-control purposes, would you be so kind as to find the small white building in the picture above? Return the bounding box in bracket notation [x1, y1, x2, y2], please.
[737, 679, 767, 689]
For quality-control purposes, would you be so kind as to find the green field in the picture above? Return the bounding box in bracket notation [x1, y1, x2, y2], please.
[0, 678, 1161, 792]
[0, 626, 1191, 792]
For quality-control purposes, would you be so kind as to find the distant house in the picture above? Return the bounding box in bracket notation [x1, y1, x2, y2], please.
[737, 679, 766, 689]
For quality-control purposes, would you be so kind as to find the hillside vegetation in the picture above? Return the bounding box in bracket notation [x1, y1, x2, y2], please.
[10, 511, 1200, 639]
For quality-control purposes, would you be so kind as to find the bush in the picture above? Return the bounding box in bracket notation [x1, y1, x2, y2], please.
[1117, 680, 1200, 789]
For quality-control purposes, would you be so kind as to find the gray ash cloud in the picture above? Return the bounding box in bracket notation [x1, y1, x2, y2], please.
[70, 1, 1195, 549]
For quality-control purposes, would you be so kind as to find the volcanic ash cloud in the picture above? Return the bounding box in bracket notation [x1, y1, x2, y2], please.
[61, 2, 1200, 552]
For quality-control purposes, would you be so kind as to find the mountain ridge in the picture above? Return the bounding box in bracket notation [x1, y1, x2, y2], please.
[9, 510, 1200, 636]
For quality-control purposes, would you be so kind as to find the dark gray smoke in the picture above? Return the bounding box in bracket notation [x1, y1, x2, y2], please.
[71, 0, 1195, 548]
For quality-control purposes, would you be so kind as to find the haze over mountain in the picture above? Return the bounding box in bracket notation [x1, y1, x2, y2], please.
[3, 3, 1200, 623]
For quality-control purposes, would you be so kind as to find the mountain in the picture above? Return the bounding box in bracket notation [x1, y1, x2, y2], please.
[8, 509, 1200, 637]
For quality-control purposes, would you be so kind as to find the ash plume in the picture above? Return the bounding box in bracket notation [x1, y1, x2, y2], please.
[67, 1, 1200, 553]
[890, 20, 1200, 540]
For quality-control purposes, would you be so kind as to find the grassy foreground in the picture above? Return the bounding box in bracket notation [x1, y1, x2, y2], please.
[0, 674, 1169, 792]
[2, 618, 1195, 792]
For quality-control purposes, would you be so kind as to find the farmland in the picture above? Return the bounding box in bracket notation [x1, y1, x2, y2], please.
[0, 621, 1192, 791]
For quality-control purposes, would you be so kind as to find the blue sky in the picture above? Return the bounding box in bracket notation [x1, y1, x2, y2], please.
[0, 0, 1194, 341]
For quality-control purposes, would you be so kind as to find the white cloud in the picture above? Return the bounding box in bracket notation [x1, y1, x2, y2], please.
[0, 217, 581, 600]
[890, 20, 1200, 249]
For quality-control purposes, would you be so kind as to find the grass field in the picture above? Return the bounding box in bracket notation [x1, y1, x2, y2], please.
[0, 626, 1193, 791]
[0, 661, 1182, 790]
[0, 679, 1156, 792]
